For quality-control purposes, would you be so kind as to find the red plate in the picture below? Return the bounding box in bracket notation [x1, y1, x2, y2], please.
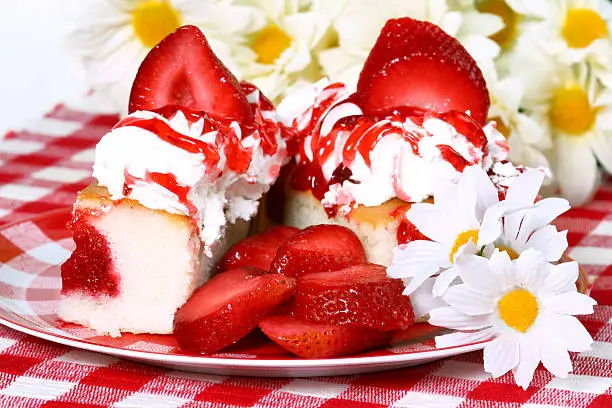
[0, 209, 486, 377]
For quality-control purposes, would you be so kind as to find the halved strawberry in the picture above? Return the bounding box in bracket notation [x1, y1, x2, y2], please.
[173, 267, 295, 354]
[271, 224, 367, 277]
[259, 314, 391, 359]
[292, 263, 415, 330]
[217, 225, 299, 273]
[356, 17, 490, 124]
[129, 25, 253, 124]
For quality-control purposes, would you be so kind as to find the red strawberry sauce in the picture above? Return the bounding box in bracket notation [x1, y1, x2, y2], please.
[287, 83, 489, 217]
[61, 210, 119, 297]
[114, 83, 288, 215]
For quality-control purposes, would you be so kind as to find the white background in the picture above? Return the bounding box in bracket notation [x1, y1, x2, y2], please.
[0, 1, 91, 135]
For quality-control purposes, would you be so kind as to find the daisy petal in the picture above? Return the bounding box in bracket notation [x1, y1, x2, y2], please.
[524, 226, 568, 262]
[539, 338, 572, 379]
[517, 198, 571, 243]
[434, 327, 495, 349]
[432, 266, 459, 297]
[409, 277, 447, 319]
[479, 203, 505, 245]
[456, 254, 502, 295]
[484, 334, 520, 378]
[462, 165, 499, 218]
[406, 203, 454, 243]
[513, 335, 540, 390]
[539, 261, 580, 296]
[543, 292, 597, 316]
[500, 208, 525, 246]
[515, 248, 547, 291]
[505, 169, 544, 207]
[590, 130, 612, 174]
[545, 314, 594, 352]
[554, 136, 599, 206]
[388, 241, 447, 279]
[401, 272, 435, 297]
[429, 306, 492, 330]
[444, 283, 496, 316]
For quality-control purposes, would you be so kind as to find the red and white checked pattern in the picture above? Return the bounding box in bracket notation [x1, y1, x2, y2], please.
[0, 102, 612, 407]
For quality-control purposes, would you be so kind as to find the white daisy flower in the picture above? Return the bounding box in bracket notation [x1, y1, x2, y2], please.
[507, 54, 612, 205]
[318, 0, 503, 86]
[430, 249, 596, 389]
[514, 0, 612, 71]
[70, 0, 261, 114]
[387, 165, 506, 297]
[238, 0, 336, 101]
[389, 165, 568, 298]
[475, 0, 549, 54]
[487, 72, 551, 171]
[487, 170, 571, 263]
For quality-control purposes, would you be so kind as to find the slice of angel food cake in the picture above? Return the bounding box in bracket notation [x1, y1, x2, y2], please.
[59, 26, 290, 336]
[277, 17, 589, 320]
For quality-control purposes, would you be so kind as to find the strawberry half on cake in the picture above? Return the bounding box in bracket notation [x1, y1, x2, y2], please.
[59, 26, 290, 336]
[277, 17, 513, 267]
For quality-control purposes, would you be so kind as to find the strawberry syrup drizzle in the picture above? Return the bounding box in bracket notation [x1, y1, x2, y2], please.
[289, 83, 490, 216]
[115, 83, 284, 206]
[122, 170, 199, 216]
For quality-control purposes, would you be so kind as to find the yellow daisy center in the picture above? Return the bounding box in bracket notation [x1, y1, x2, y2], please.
[450, 229, 480, 262]
[562, 8, 608, 49]
[252, 24, 292, 64]
[132, 1, 182, 48]
[549, 85, 596, 135]
[496, 245, 519, 260]
[491, 116, 511, 138]
[477, 0, 519, 48]
[497, 288, 539, 333]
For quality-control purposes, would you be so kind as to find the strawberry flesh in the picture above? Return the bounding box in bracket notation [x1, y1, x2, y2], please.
[173, 267, 295, 354]
[292, 263, 415, 330]
[356, 17, 490, 124]
[129, 25, 253, 124]
[61, 211, 119, 298]
[271, 224, 367, 277]
[217, 225, 299, 273]
[259, 314, 391, 359]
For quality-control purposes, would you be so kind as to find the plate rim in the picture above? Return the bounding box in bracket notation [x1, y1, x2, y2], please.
[0, 209, 488, 369]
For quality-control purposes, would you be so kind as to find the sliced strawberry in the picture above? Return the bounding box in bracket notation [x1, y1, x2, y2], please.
[390, 323, 446, 347]
[259, 314, 391, 358]
[129, 25, 253, 124]
[396, 218, 429, 245]
[217, 225, 299, 273]
[173, 267, 295, 354]
[292, 264, 415, 330]
[356, 17, 490, 124]
[271, 225, 367, 277]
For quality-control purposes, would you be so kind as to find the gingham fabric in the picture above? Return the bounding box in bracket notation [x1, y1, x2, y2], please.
[0, 101, 612, 408]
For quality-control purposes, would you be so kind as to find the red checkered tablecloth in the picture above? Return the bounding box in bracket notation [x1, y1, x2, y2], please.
[1, 100, 612, 407]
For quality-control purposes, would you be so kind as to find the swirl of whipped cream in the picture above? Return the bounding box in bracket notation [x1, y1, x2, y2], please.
[277, 79, 509, 211]
[94, 86, 288, 252]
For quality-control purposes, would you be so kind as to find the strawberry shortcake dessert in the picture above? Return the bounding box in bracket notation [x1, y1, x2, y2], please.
[59, 26, 289, 336]
[277, 17, 512, 266]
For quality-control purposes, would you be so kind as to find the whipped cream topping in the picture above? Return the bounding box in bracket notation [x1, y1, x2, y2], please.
[278, 79, 512, 212]
[93, 85, 288, 254]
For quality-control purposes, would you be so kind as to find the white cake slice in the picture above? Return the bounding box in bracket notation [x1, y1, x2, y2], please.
[59, 185, 249, 336]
